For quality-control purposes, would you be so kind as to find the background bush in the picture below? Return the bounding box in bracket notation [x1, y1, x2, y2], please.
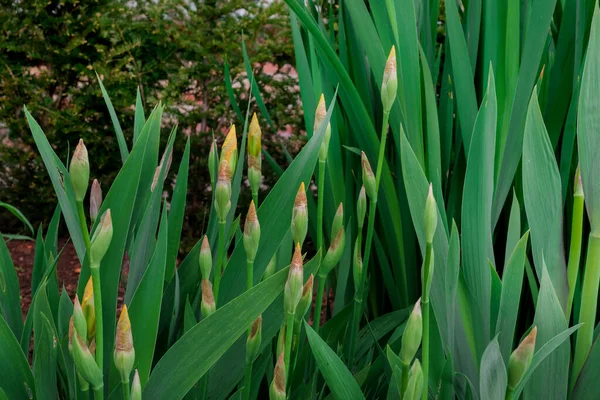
[0, 0, 302, 244]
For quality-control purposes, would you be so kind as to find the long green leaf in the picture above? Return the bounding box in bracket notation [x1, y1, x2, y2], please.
[129, 203, 168, 386]
[166, 137, 190, 281]
[0, 202, 33, 236]
[33, 313, 57, 399]
[0, 235, 24, 337]
[96, 72, 129, 163]
[577, 4, 600, 232]
[522, 91, 568, 310]
[24, 107, 86, 262]
[492, 0, 559, 224]
[495, 232, 529, 361]
[479, 337, 506, 400]
[523, 264, 570, 399]
[305, 321, 366, 400]
[461, 68, 497, 359]
[144, 265, 294, 399]
[0, 313, 35, 399]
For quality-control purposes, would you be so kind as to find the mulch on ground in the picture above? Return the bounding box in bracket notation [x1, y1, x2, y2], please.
[7, 239, 127, 318]
[7, 239, 81, 317]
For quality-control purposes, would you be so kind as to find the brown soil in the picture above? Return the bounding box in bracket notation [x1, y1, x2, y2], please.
[7, 238, 129, 317]
[7, 238, 81, 317]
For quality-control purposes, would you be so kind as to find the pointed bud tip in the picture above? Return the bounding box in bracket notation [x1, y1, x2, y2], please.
[295, 183, 307, 207]
[292, 243, 303, 270]
[303, 275, 314, 296]
[247, 200, 258, 223]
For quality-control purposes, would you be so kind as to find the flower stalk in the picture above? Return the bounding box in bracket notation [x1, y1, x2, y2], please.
[567, 166, 584, 319]
[421, 185, 437, 400]
[243, 201, 261, 400]
[89, 209, 113, 373]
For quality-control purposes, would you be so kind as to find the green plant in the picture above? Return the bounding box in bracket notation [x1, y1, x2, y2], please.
[2, 0, 600, 398]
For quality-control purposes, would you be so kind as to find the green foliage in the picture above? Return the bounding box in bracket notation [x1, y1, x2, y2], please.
[3, 0, 600, 399]
[0, 0, 299, 242]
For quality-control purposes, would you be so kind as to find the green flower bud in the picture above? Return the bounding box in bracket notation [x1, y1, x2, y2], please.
[575, 164, 584, 197]
[320, 227, 345, 277]
[400, 299, 422, 365]
[208, 139, 219, 187]
[90, 209, 113, 266]
[357, 186, 367, 230]
[114, 305, 135, 383]
[276, 323, 286, 357]
[131, 370, 141, 400]
[361, 152, 376, 201]
[315, 94, 332, 163]
[508, 326, 537, 390]
[248, 113, 262, 158]
[381, 46, 398, 113]
[295, 275, 314, 323]
[70, 139, 89, 202]
[291, 183, 308, 246]
[284, 244, 304, 315]
[243, 201, 261, 263]
[201, 279, 216, 318]
[215, 164, 232, 223]
[72, 332, 103, 389]
[199, 235, 212, 280]
[248, 114, 262, 197]
[404, 359, 424, 400]
[270, 352, 286, 400]
[68, 316, 75, 354]
[90, 179, 102, 224]
[246, 315, 263, 364]
[331, 203, 344, 240]
[221, 124, 238, 174]
[424, 184, 437, 244]
[263, 254, 277, 281]
[353, 237, 363, 295]
[82, 278, 96, 340]
[76, 370, 90, 392]
[73, 295, 87, 343]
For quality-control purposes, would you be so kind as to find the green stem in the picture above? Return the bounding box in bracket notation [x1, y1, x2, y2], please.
[77, 200, 91, 253]
[422, 300, 430, 400]
[567, 193, 584, 320]
[90, 264, 104, 371]
[243, 361, 253, 400]
[401, 362, 409, 399]
[121, 381, 130, 400]
[317, 160, 326, 260]
[422, 242, 433, 400]
[284, 312, 295, 381]
[247, 260, 254, 293]
[214, 221, 226, 303]
[348, 200, 377, 366]
[505, 387, 514, 400]
[572, 233, 600, 386]
[252, 191, 259, 209]
[374, 111, 390, 191]
[244, 259, 254, 400]
[348, 111, 390, 367]
[93, 385, 104, 400]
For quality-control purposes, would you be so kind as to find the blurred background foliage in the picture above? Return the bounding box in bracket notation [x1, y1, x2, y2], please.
[0, 0, 302, 246]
